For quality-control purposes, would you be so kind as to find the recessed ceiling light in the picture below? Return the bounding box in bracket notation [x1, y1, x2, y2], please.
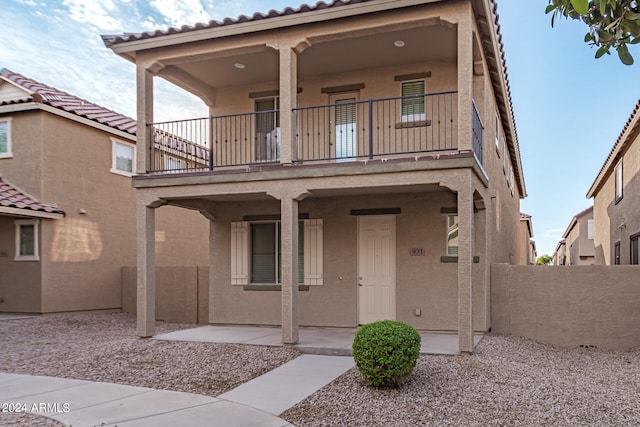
[234, 63, 246, 69]
[394, 40, 405, 48]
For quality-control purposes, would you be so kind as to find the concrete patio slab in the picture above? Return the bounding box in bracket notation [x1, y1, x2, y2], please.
[156, 325, 483, 355]
[219, 355, 355, 415]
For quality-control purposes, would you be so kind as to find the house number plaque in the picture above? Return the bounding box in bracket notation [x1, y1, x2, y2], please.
[410, 248, 425, 256]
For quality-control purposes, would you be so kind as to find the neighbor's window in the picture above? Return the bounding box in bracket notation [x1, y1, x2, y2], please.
[631, 233, 639, 265]
[0, 118, 12, 158]
[614, 241, 621, 265]
[615, 160, 623, 203]
[446, 215, 459, 256]
[587, 219, 595, 240]
[111, 138, 135, 176]
[251, 221, 304, 284]
[15, 219, 39, 261]
[401, 80, 425, 122]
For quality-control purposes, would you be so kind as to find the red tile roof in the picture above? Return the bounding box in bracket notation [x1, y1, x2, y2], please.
[0, 177, 65, 216]
[102, 0, 375, 46]
[0, 68, 136, 135]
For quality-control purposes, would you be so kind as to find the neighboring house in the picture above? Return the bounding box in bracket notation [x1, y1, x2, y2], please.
[103, 0, 526, 352]
[0, 69, 208, 315]
[553, 239, 566, 266]
[516, 212, 535, 265]
[556, 206, 595, 266]
[587, 100, 640, 266]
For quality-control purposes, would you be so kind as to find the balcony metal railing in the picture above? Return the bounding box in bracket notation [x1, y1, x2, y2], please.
[472, 100, 484, 166]
[147, 91, 472, 174]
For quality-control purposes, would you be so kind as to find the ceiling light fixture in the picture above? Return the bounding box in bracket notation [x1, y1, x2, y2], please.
[234, 63, 246, 69]
[394, 40, 405, 48]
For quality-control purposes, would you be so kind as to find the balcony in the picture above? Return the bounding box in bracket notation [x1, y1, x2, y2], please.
[147, 91, 483, 174]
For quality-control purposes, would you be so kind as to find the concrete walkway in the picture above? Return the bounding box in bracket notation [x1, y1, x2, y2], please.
[0, 354, 353, 426]
[155, 325, 483, 355]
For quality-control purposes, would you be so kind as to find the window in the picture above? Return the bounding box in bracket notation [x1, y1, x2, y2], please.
[615, 160, 623, 203]
[401, 80, 425, 122]
[250, 222, 304, 284]
[0, 118, 12, 158]
[164, 157, 183, 171]
[231, 219, 323, 286]
[15, 219, 39, 261]
[447, 215, 459, 256]
[495, 113, 500, 150]
[614, 241, 621, 265]
[111, 138, 135, 176]
[587, 219, 594, 240]
[631, 233, 639, 265]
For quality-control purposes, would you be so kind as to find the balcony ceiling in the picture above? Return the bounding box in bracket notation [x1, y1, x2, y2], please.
[173, 24, 456, 90]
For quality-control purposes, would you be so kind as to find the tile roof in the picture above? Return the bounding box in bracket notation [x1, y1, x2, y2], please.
[587, 99, 640, 198]
[0, 177, 65, 216]
[102, 0, 375, 47]
[0, 68, 136, 135]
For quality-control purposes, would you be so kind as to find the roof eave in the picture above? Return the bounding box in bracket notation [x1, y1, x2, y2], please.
[103, 0, 444, 53]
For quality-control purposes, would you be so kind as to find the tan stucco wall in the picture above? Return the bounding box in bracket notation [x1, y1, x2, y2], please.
[122, 266, 208, 324]
[514, 220, 532, 265]
[207, 191, 488, 332]
[593, 130, 640, 265]
[492, 264, 640, 349]
[0, 109, 209, 313]
[565, 211, 595, 265]
[0, 111, 43, 199]
[0, 216, 42, 312]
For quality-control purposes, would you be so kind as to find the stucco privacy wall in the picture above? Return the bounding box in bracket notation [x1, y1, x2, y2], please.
[492, 264, 640, 349]
[122, 266, 209, 324]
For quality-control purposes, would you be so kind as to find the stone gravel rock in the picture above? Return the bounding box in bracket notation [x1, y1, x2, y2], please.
[0, 312, 299, 427]
[282, 335, 640, 426]
[0, 413, 64, 427]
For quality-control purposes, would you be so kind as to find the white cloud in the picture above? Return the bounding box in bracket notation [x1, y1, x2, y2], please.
[62, 0, 123, 31]
[150, 0, 210, 27]
[544, 228, 565, 238]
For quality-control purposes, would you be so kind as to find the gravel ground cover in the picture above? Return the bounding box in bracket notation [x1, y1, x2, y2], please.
[3, 313, 640, 426]
[282, 335, 640, 426]
[0, 312, 299, 426]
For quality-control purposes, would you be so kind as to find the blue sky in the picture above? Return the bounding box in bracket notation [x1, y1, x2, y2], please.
[2, 0, 639, 256]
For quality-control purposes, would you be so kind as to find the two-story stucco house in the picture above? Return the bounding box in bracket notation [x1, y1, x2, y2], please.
[0, 69, 209, 315]
[555, 206, 595, 266]
[516, 213, 535, 265]
[587, 100, 640, 265]
[103, 0, 526, 352]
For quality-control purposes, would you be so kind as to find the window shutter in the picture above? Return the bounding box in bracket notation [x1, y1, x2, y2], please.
[231, 221, 249, 285]
[304, 219, 323, 285]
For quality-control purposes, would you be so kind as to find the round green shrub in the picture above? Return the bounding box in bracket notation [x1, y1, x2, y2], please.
[352, 320, 421, 388]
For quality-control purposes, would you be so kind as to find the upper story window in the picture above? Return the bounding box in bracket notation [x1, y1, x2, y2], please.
[0, 118, 13, 158]
[587, 219, 594, 240]
[111, 138, 135, 176]
[15, 219, 39, 261]
[495, 113, 500, 151]
[615, 160, 623, 203]
[401, 80, 425, 122]
[446, 214, 459, 256]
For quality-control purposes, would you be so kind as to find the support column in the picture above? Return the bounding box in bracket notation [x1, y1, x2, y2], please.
[457, 10, 474, 153]
[136, 197, 156, 337]
[136, 63, 153, 174]
[278, 46, 298, 164]
[280, 196, 299, 344]
[457, 178, 474, 353]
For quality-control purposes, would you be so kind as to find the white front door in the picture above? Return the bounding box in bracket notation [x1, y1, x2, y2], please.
[358, 215, 396, 324]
